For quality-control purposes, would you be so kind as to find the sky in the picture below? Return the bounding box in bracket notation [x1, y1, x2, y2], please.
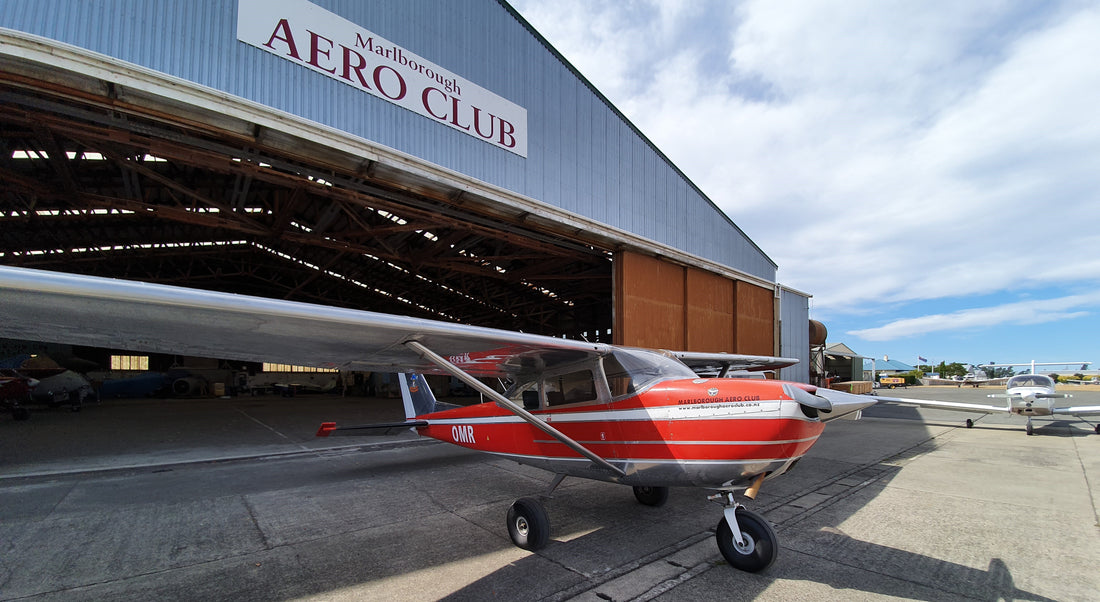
[511, 0, 1100, 370]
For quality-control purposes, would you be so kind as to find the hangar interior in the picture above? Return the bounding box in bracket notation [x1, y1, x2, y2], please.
[0, 55, 614, 339]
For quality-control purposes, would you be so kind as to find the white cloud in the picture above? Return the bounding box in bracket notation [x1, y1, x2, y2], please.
[512, 1, 1100, 326]
[847, 292, 1100, 341]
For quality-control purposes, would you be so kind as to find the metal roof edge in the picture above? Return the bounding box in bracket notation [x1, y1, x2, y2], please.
[0, 27, 777, 289]
[495, 1, 778, 270]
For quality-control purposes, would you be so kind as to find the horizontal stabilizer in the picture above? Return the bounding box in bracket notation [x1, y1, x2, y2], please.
[316, 420, 429, 437]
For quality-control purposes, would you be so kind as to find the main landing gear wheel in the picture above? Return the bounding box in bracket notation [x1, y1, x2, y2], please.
[965, 419, 973, 428]
[716, 508, 778, 573]
[507, 497, 550, 551]
[1094, 424, 1099, 435]
[633, 485, 669, 507]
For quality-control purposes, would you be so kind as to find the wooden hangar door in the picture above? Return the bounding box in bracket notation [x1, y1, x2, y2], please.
[612, 251, 775, 355]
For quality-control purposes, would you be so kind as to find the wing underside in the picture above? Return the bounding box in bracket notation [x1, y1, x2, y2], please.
[671, 350, 799, 374]
[1052, 405, 1100, 417]
[0, 266, 608, 379]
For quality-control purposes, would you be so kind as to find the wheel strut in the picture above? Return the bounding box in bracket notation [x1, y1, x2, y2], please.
[708, 491, 746, 547]
[709, 489, 779, 572]
[542, 473, 566, 499]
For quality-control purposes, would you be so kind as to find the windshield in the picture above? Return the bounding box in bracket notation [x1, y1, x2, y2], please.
[1007, 374, 1054, 388]
[603, 348, 697, 399]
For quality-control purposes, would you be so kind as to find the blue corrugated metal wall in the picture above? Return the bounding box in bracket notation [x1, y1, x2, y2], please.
[779, 288, 810, 383]
[0, 0, 777, 282]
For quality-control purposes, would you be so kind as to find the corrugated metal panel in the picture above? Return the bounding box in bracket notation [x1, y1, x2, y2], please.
[779, 288, 810, 383]
[0, 0, 777, 282]
[733, 281, 774, 356]
[684, 267, 735, 353]
[614, 251, 686, 350]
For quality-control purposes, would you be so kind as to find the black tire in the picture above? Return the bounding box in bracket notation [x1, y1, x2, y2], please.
[507, 497, 550, 551]
[1026, 423, 1034, 436]
[632, 485, 669, 507]
[716, 508, 778, 573]
[1094, 424, 1099, 435]
[965, 419, 973, 429]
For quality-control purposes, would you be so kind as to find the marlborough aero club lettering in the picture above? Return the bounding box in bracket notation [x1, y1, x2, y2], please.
[237, 0, 528, 157]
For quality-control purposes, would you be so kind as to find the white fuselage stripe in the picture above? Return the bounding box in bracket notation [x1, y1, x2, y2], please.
[426, 402, 806, 426]
[531, 437, 820, 446]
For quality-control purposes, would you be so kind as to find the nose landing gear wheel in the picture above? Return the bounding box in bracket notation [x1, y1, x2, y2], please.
[507, 497, 550, 551]
[716, 508, 777, 573]
[632, 485, 669, 507]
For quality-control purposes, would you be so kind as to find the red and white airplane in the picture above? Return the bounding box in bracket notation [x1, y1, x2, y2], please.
[0, 266, 875, 572]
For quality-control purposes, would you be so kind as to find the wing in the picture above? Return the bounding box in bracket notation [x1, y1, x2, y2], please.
[1052, 405, 1100, 417]
[0, 266, 608, 379]
[670, 351, 798, 374]
[871, 394, 1011, 414]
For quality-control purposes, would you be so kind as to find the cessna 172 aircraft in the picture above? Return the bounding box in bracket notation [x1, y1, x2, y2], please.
[875, 373, 1100, 436]
[0, 265, 876, 572]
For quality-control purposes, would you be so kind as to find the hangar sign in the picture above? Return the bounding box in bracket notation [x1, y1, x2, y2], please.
[237, 0, 528, 157]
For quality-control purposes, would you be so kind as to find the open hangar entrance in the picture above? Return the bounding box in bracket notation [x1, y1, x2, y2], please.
[0, 56, 617, 343]
[0, 38, 788, 416]
[0, 53, 781, 369]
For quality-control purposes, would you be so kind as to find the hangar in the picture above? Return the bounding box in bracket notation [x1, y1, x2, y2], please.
[0, 0, 811, 387]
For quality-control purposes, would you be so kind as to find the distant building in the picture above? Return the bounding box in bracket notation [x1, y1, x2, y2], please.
[823, 343, 864, 383]
[862, 358, 915, 381]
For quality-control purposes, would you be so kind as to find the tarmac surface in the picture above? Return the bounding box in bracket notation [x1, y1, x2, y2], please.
[1, 385, 1098, 601]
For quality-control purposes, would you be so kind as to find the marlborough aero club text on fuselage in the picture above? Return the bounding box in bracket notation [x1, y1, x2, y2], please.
[237, 0, 528, 156]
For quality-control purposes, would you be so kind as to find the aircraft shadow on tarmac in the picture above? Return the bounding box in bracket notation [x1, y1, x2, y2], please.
[440, 513, 1053, 601]
[433, 432, 1059, 602]
[767, 536, 1056, 602]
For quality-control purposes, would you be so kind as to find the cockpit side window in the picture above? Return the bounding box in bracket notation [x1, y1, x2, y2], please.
[505, 351, 693, 409]
[505, 379, 537, 404]
[544, 369, 597, 406]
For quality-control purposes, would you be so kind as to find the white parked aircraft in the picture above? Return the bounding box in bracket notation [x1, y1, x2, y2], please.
[877, 373, 1100, 435]
[923, 369, 1006, 388]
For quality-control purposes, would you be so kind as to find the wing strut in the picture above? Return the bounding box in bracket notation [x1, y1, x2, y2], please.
[404, 340, 626, 477]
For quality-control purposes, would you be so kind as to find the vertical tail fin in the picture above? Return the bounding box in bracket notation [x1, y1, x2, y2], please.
[398, 373, 437, 419]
